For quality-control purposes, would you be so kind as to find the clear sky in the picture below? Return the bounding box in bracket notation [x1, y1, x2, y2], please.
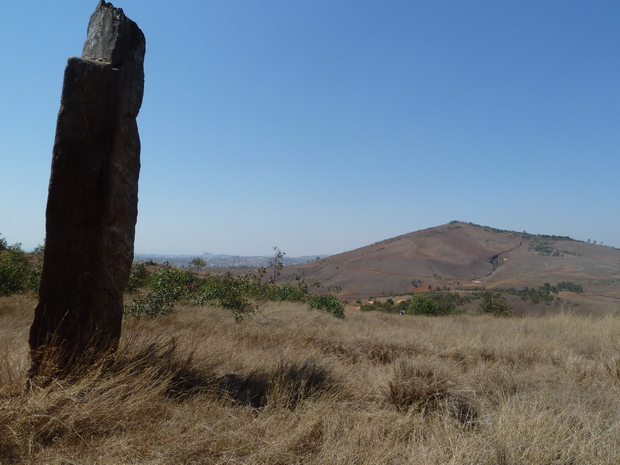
[1, 1, 619, 257]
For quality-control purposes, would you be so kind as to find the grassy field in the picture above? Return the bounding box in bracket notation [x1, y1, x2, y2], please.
[2, 295, 620, 464]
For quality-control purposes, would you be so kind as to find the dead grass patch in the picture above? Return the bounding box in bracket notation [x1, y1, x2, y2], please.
[384, 359, 479, 426]
[3, 297, 620, 463]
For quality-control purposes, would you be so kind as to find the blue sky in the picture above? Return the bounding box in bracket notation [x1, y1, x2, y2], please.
[1, 1, 619, 256]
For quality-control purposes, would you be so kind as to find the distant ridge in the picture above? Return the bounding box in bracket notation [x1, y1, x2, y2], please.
[134, 253, 329, 269]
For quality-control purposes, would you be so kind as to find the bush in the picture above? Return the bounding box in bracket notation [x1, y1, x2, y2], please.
[478, 291, 513, 316]
[125, 262, 151, 293]
[147, 262, 198, 300]
[557, 281, 584, 293]
[124, 262, 197, 317]
[123, 290, 175, 317]
[0, 244, 40, 296]
[361, 293, 469, 316]
[425, 291, 471, 314]
[503, 285, 555, 304]
[407, 294, 444, 316]
[309, 295, 345, 319]
[125, 263, 343, 319]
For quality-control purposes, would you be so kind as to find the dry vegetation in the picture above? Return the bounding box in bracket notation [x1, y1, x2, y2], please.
[3, 295, 620, 464]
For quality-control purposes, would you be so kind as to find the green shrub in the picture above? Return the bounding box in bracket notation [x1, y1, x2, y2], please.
[425, 291, 470, 314]
[123, 290, 175, 317]
[478, 291, 513, 316]
[361, 292, 469, 316]
[193, 272, 251, 310]
[359, 302, 376, 312]
[125, 263, 343, 319]
[502, 285, 555, 304]
[557, 281, 584, 293]
[0, 244, 40, 296]
[147, 262, 198, 299]
[125, 262, 151, 293]
[310, 295, 345, 318]
[124, 262, 197, 317]
[407, 294, 444, 316]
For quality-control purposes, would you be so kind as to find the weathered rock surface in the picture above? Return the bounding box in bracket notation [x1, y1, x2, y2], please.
[29, 1, 145, 378]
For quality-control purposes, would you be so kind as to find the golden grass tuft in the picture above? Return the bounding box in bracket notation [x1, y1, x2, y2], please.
[384, 359, 479, 425]
[3, 297, 620, 463]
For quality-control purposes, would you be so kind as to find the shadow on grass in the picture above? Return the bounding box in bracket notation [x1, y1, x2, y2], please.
[28, 334, 338, 410]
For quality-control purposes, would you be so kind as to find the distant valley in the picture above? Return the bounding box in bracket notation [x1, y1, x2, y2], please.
[134, 252, 327, 269]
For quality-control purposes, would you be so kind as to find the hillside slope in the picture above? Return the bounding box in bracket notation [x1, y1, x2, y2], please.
[279, 222, 620, 300]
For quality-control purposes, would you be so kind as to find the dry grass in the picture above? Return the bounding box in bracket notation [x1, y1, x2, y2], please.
[2, 295, 620, 464]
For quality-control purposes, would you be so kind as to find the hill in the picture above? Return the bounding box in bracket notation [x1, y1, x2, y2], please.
[278, 222, 620, 304]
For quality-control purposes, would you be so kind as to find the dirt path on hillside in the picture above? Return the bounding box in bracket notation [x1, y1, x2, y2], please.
[485, 281, 544, 289]
[336, 264, 434, 280]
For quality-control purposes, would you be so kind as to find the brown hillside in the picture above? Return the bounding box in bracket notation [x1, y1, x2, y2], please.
[279, 222, 620, 303]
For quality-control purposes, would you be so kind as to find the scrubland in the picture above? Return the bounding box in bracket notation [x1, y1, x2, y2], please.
[2, 295, 620, 464]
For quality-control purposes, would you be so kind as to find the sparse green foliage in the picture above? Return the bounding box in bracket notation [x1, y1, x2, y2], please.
[124, 289, 176, 317]
[425, 291, 471, 314]
[0, 243, 41, 296]
[124, 262, 197, 317]
[269, 247, 285, 284]
[557, 281, 584, 293]
[478, 291, 513, 316]
[189, 257, 206, 271]
[148, 262, 198, 300]
[309, 294, 345, 318]
[531, 242, 554, 255]
[125, 262, 151, 293]
[498, 281, 583, 305]
[502, 285, 555, 304]
[361, 292, 470, 316]
[408, 293, 443, 316]
[125, 261, 343, 319]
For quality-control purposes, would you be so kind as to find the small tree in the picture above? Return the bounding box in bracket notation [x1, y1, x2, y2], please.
[407, 293, 443, 316]
[269, 247, 285, 284]
[189, 257, 206, 272]
[478, 291, 512, 316]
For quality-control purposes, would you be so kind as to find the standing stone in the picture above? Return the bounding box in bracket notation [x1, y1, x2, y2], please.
[29, 1, 145, 379]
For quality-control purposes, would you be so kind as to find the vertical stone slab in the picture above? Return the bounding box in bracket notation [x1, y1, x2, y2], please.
[29, 1, 145, 378]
